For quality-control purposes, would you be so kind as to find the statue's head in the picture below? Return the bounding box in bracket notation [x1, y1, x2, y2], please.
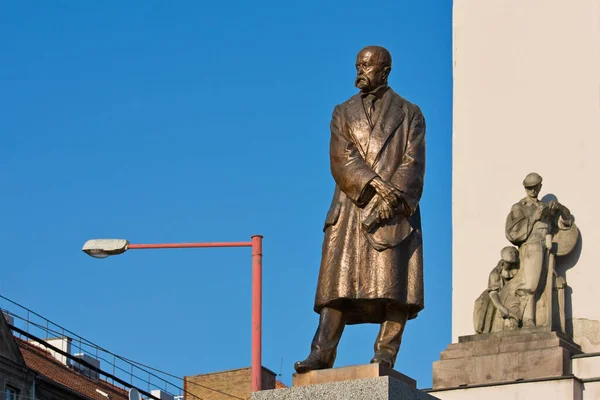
[355, 46, 392, 92]
[523, 172, 543, 199]
[500, 246, 519, 264]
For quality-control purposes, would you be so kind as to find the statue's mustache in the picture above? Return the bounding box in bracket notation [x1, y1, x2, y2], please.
[355, 75, 369, 85]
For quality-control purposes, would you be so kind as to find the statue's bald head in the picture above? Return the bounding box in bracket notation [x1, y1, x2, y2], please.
[358, 46, 392, 69]
[355, 46, 393, 92]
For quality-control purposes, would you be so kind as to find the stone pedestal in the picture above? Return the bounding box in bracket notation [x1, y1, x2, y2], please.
[432, 328, 582, 389]
[428, 376, 584, 400]
[251, 365, 438, 400]
[292, 363, 416, 388]
[251, 376, 438, 400]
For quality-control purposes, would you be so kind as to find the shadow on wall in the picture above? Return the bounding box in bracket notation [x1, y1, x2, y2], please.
[542, 193, 583, 337]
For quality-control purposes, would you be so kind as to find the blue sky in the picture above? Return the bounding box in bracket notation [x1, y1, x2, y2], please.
[1, 0, 452, 390]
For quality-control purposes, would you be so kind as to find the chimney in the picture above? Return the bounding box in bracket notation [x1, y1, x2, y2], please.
[151, 390, 174, 400]
[73, 353, 101, 380]
[29, 337, 72, 366]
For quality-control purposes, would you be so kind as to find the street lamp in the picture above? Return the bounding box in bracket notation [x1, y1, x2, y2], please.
[82, 235, 264, 392]
[82, 239, 129, 258]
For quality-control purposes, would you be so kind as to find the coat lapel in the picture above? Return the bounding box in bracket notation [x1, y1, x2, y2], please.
[366, 90, 405, 166]
[345, 94, 371, 159]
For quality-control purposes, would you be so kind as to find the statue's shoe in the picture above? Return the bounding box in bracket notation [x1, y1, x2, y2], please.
[294, 354, 330, 373]
[370, 352, 394, 368]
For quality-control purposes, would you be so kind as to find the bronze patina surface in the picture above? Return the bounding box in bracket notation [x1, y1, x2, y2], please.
[295, 46, 427, 373]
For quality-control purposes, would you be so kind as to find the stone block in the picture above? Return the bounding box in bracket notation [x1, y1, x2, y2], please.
[251, 376, 439, 400]
[292, 363, 416, 388]
[427, 376, 583, 400]
[432, 330, 581, 389]
[572, 353, 600, 380]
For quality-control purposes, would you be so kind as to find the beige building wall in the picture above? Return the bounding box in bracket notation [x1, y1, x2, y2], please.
[452, 0, 600, 344]
[185, 367, 277, 400]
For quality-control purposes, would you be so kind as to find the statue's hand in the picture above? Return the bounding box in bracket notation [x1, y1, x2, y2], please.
[377, 201, 395, 222]
[548, 200, 560, 211]
[504, 317, 519, 330]
[371, 177, 401, 209]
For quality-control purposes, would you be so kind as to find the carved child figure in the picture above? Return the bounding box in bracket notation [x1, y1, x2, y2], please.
[473, 246, 520, 334]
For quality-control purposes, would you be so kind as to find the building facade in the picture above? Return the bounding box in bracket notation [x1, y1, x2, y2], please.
[0, 313, 131, 400]
[429, 1, 600, 398]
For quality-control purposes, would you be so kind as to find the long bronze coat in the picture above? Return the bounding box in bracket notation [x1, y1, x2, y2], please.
[314, 87, 426, 324]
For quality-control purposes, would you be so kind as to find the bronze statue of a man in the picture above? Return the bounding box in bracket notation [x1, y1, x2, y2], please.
[295, 45, 426, 373]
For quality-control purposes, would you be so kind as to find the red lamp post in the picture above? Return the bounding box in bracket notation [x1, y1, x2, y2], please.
[82, 235, 264, 392]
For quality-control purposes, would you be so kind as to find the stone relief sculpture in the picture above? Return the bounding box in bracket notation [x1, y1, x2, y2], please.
[473, 172, 579, 334]
[473, 246, 520, 334]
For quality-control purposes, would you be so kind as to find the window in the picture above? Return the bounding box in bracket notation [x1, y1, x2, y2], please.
[5, 385, 20, 400]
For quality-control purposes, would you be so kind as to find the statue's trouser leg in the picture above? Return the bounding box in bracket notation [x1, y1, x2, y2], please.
[520, 241, 544, 325]
[308, 307, 345, 367]
[372, 307, 408, 368]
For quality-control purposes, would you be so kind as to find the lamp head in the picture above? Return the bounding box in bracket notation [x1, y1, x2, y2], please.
[82, 239, 129, 258]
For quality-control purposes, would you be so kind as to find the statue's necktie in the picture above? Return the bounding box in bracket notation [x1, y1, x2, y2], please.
[366, 94, 377, 124]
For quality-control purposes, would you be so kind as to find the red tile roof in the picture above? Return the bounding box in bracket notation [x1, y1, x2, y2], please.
[16, 338, 129, 400]
[16, 337, 287, 399]
[275, 381, 286, 389]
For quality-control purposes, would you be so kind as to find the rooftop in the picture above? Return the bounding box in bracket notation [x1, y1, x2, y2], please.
[16, 337, 129, 400]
